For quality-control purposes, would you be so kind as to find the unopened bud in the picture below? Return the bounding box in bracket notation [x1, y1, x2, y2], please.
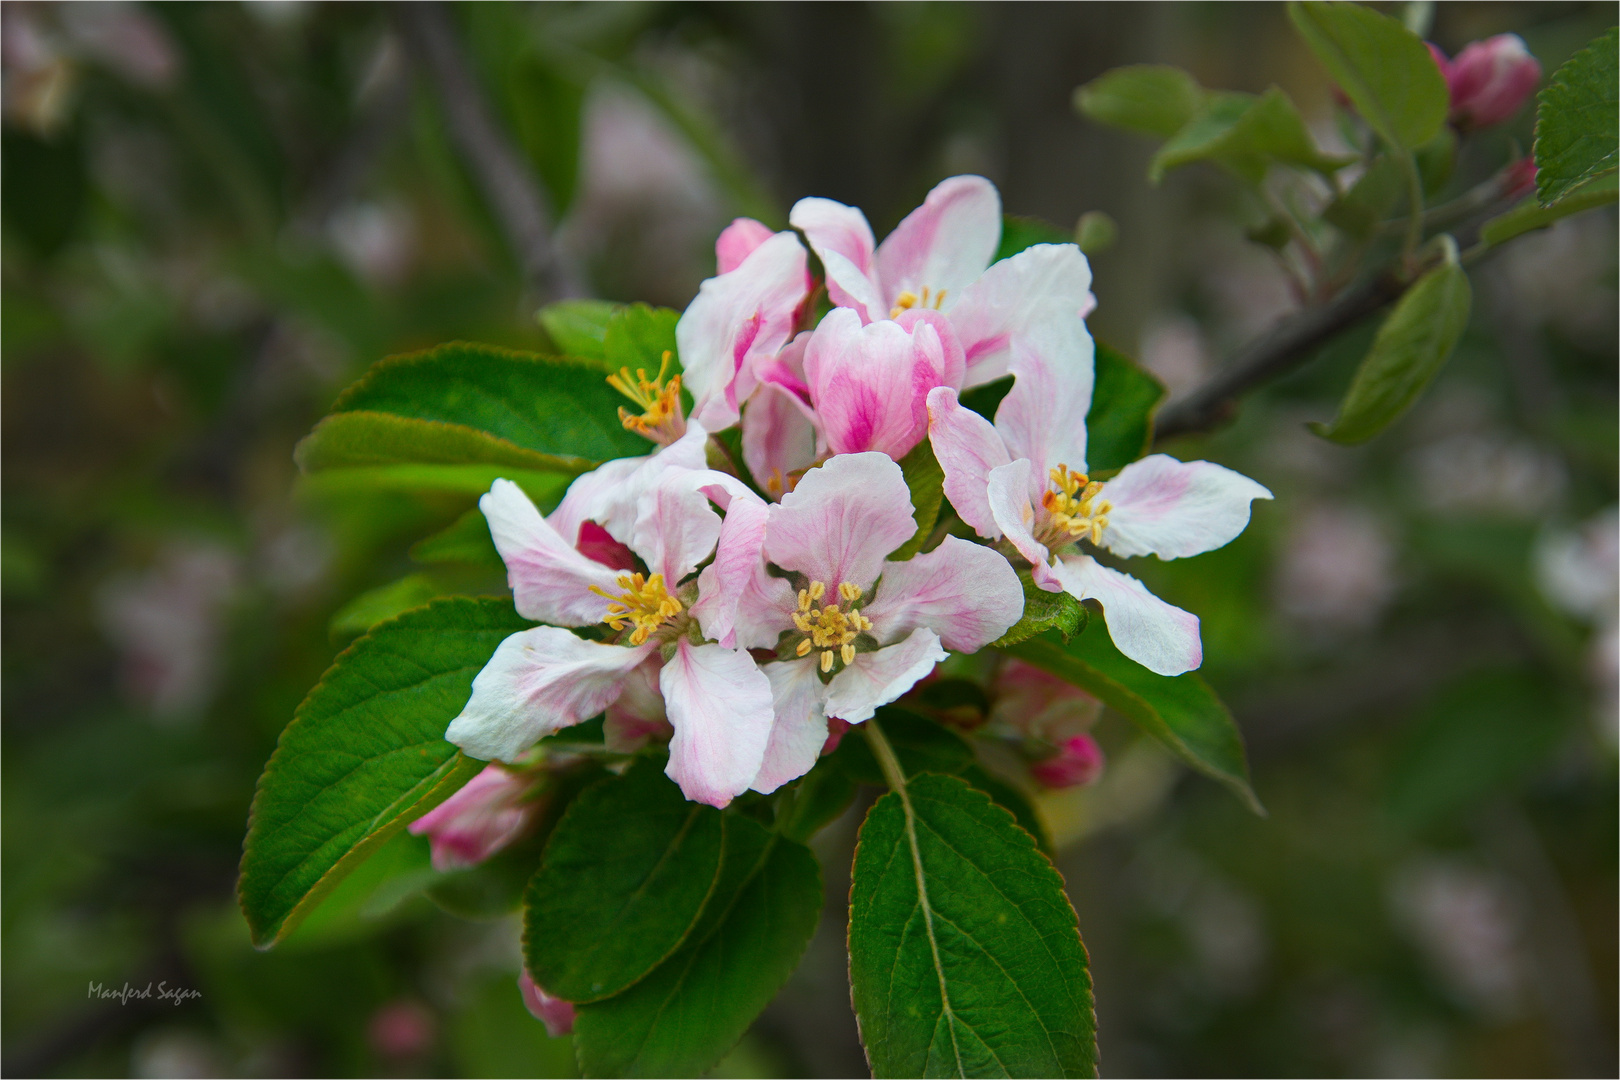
[1029, 734, 1106, 789]
[408, 764, 541, 872]
[519, 970, 576, 1038]
[1432, 34, 1542, 131]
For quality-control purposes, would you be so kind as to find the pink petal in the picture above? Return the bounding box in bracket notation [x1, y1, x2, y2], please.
[661, 640, 775, 808]
[445, 629, 654, 762]
[1447, 34, 1541, 128]
[789, 197, 882, 322]
[895, 308, 967, 390]
[725, 560, 798, 652]
[991, 658, 1101, 742]
[804, 309, 959, 459]
[677, 231, 810, 430]
[1099, 454, 1273, 560]
[481, 479, 619, 627]
[994, 322, 1094, 492]
[603, 656, 671, 751]
[690, 484, 771, 648]
[629, 468, 724, 586]
[408, 763, 538, 871]
[741, 381, 821, 501]
[875, 175, 1001, 313]
[825, 627, 947, 723]
[861, 536, 1024, 652]
[1030, 734, 1106, 789]
[549, 424, 709, 548]
[751, 657, 830, 794]
[518, 971, 576, 1038]
[948, 243, 1095, 386]
[715, 217, 776, 274]
[1049, 555, 1202, 676]
[575, 521, 638, 571]
[765, 452, 918, 591]
[985, 459, 1059, 589]
[926, 385, 1012, 539]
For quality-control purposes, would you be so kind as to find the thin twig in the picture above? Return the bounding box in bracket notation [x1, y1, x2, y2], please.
[391, 2, 585, 301]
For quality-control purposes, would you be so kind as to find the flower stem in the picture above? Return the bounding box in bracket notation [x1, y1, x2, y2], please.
[863, 718, 909, 795]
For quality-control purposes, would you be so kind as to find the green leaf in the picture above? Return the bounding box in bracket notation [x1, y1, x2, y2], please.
[1534, 27, 1619, 206]
[1322, 155, 1405, 238]
[849, 768, 1097, 1078]
[1086, 342, 1165, 472]
[991, 570, 1088, 649]
[510, 56, 586, 215]
[1288, 1, 1448, 150]
[1311, 242, 1472, 445]
[296, 463, 570, 506]
[776, 760, 858, 843]
[961, 764, 1053, 855]
[993, 215, 1071, 265]
[1482, 169, 1618, 245]
[328, 342, 649, 467]
[523, 759, 724, 1003]
[239, 597, 530, 947]
[1151, 92, 1261, 183]
[894, 437, 946, 559]
[1004, 629, 1261, 814]
[295, 410, 579, 474]
[328, 574, 441, 639]
[603, 303, 681, 376]
[1073, 64, 1203, 137]
[538, 299, 621, 361]
[410, 507, 503, 569]
[574, 813, 823, 1077]
[1151, 89, 1360, 184]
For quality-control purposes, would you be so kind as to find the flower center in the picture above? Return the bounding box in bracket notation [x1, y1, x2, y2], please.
[791, 580, 873, 672]
[590, 572, 683, 645]
[889, 286, 947, 320]
[607, 351, 686, 444]
[1040, 464, 1112, 544]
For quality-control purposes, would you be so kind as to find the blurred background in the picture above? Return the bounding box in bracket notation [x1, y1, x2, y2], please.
[2, 2, 1614, 1076]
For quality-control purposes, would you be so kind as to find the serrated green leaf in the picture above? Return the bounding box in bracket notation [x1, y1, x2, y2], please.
[603, 302, 681, 376]
[1087, 341, 1165, 472]
[992, 215, 1071, 265]
[1311, 245, 1471, 445]
[410, 507, 503, 568]
[991, 570, 1088, 648]
[573, 813, 823, 1077]
[849, 767, 1096, 1078]
[329, 342, 648, 466]
[894, 437, 946, 559]
[523, 759, 724, 1003]
[1073, 64, 1203, 137]
[1482, 169, 1617, 245]
[1005, 629, 1261, 814]
[1535, 27, 1619, 206]
[239, 597, 531, 947]
[328, 573, 441, 639]
[538, 299, 621, 360]
[1288, 1, 1448, 150]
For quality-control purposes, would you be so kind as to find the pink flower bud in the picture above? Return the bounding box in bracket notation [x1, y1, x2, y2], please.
[1029, 734, 1106, 790]
[519, 970, 576, 1038]
[408, 764, 541, 872]
[1432, 35, 1542, 130]
[822, 716, 852, 756]
[367, 999, 437, 1059]
[990, 659, 1101, 743]
[715, 218, 777, 274]
[1501, 157, 1538, 199]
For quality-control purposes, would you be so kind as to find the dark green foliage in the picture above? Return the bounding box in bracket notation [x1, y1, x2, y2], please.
[1534, 27, 1619, 206]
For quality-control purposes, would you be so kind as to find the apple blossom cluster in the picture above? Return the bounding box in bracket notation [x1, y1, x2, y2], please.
[442, 175, 1271, 810]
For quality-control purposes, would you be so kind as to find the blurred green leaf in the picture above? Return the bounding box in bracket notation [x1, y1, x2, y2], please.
[1312, 244, 1471, 444]
[848, 770, 1096, 1078]
[893, 437, 945, 559]
[1074, 210, 1118, 255]
[296, 410, 578, 474]
[574, 812, 822, 1077]
[510, 56, 587, 215]
[991, 570, 1089, 649]
[1534, 27, 1619, 206]
[328, 573, 442, 639]
[297, 463, 570, 506]
[1481, 170, 1618, 245]
[993, 215, 1072, 264]
[1323, 155, 1404, 237]
[1005, 629, 1261, 813]
[1151, 92, 1260, 182]
[0, 129, 87, 258]
[1087, 342, 1166, 472]
[603, 302, 682, 375]
[239, 597, 529, 947]
[1074, 64, 1203, 137]
[523, 759, 723, 1003]
[411, 507, 504, 569]
[1150, 88, 1350, 184]
[538, 299, 621, 360]
[776, 760, 857, 843]
[1288, 1, 1448, 150]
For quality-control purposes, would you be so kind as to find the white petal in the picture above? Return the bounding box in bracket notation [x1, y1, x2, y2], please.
[446, 628, 652, 762]
[825, 627, 947, 724]
[1099, 455, 1273, 560]
[926, 385, 1012, 539]
[741, 381, 820, 500]
[949, 244, 1095, 386]
[690, 484, 771, 648]
[481, 479, 619, 626]
[751, 657, 831, 794]
[874, 175, 1001, 311]
[766, 452, 917, 591]
[1049, 555, 1202, 676]
[549, 424, 709, 548]
[661, 640, 775, 808]
[789, 197, 883, 322]
[862, 536, 1025, 652]
[629, 468, 723, 585]
[994, 321, 1094, 487]
[985, 459, 1058, 585]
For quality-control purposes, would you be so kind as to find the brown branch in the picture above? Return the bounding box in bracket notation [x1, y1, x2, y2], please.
[391, 2, 585, 301]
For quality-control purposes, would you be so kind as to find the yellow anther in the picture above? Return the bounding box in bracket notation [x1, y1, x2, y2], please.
[792, 579, 873, 672]
[841, 642, 857, 664]
[838, 581, 862, 602]
[589, 572, 682, 645]
[607, 351, 685, 442]
[888, 286, 949, 320]
[820, 650, 835, 672]
[808, 580, 826, 601]
[1040, 463, 1113, 544]
[796, 639, 813, 657]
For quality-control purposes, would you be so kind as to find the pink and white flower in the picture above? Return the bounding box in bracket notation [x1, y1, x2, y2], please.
[927, 333, 1271, 677]
[725, 452, 1024, 792]
[408, 763, 542, 871]
[789, 174, 1096, 387]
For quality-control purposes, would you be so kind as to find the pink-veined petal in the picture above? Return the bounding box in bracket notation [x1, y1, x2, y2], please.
[861, 536, 1024, 652]
[1049, 555, 1202, 676]
[603, 656, 671, 752]
[715, 217, 776, 274]
[661, 640, 775, 808]
[548, 424, 708, 548]
[766, 452, 917, 590]
[789, 196, 882, 321]
[894, 308, 966, 390]
[803, 308, 956, 459]
[751, 657, 830, 794]
[726, 559, 798, 651]
[677, 231, 809, 429]
[408, 763, 538, 871]
[875, 175, 1001, 312]
[446, 629, 653, 762]
[629, 468, 724, 585]
[741, 381, 820, 501]
[1099, 454, 1273, 560]
[691, 483, 771, 648]
[994, 320, 1094, 493]
[985, 459, 1060, 588]
[481, 479, 619, 626]
[948, 244, 1095, 386]
[926, 385, 1012, 538]
[825, 626, 947, 723]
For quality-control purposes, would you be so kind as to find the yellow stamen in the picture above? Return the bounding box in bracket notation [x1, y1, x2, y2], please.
[792, 579, 874, 672]
[1040, 463, 1112, 544]
[589, 572, 682, 645]
[606, 351, 685, 442]
[888, 286, 948, 320]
